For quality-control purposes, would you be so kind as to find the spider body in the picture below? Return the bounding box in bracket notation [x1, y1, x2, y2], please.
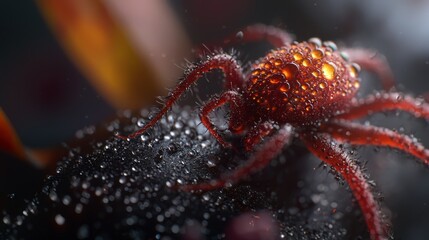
[244, 41, 360, 125]
[119, 25, 429, 240]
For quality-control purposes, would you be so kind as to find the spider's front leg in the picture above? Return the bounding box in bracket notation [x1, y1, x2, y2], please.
[301, 133, 387, 240]
[199, 91, 246, 148]
[117, 53, 245, 139]
[179, 125, 293, 191]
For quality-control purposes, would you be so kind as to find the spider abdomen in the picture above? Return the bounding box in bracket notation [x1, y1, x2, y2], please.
[245, 40, 361, 125]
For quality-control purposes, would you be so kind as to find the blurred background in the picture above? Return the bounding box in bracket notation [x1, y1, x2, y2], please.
[1, 0, 429, 238]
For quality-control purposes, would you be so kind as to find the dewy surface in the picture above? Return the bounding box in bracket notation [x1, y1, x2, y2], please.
[0, 108, 382, 239]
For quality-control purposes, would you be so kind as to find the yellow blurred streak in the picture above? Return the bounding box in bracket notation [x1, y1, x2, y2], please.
[37, 0, 189, 109]
[0, 108, 26, 160]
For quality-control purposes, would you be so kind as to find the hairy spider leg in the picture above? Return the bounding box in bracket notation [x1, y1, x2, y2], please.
[198, 24, 294, 54]
[343, 48, 395, 90]
[302, 133, 386, 240]
[117, 54, 245, 139]
[335, 92, 429, 120]
[320, 120, 429, 164]
[243, 121, 275, 152]
[222, 24, 293, 48]
[200, 91, 246, 148]
[179, 125, 293, 191]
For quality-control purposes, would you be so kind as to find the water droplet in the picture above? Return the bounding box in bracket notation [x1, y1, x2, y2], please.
[340, 51, 350, 61]
[55, 214, 65, 225]
[293, 53, 303, 61]
[167, 143, 178, 154]
[312, 71, 319, 77]
[308, 37, 322, 47]
[236, 31, 244, 40]
[323, 41, 338, 51]
[353, 80, 360, 88]
[274, 59, 283, 66]
[322, 62, 336, 80]
[301, 83, 309, 91]
[281, 63, 299, 80]
[119, 177, 126, 184]
[350, 63, 361, 78]
[269, 74, 284, 84]
[305, 104, 313, 111]
[311, 49, 324, 59]
[279, 82, 291, 92]
[302, 59, 311, 67]
[319, 82, 327, 89]
[207, 160, 216, 167]
[264, 62, 272, 69]
[137, 119, 145, 127]
[202, 194, 210, 201]
[3, 216, 11, 225]
[49, 191, 58, 202]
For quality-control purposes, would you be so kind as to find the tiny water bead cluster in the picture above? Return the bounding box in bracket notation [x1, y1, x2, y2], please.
[246, 38, 361, 123]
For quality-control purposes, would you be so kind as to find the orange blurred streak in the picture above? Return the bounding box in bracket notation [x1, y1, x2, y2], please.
[0, 109, 26, 160]
[37, 0, 162, 109]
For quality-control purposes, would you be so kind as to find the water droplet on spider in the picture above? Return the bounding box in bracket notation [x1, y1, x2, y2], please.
[281, 63, 299, 80]
[269, 74, 284, 84]
[322, 62, 336, 80]
[55, 214, 65, 225]
[293, 52, 303, 61]
[311, 49, 324, 59]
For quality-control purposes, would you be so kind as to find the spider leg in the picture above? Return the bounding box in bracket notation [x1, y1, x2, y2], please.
[199, 91, 246, 148]
[336, 92, 429, 120]
[179, 125, 293, 191]
[117, 54, 245, 139]
[199, 24, 294, 54]
[321, 120, 429, 164]
[301, 133, 386, 240]
[343, 48, 395, 90]
[243, 121, 275, 152]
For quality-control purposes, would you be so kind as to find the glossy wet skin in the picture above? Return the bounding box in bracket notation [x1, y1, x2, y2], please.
[244, 40, 361, 125]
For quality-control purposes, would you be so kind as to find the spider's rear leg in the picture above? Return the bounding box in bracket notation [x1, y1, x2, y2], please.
[198, 24, 294, 54]
[336, 92, 429, 120]
[117, 54, 245, 139]
[301, 133, 387, 240]
[179, 125, 293, 191]
[343, 48, 395, 90]
[321, 120, 429, 165]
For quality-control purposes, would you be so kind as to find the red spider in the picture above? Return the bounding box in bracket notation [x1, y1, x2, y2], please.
[118, 25, 429, 240]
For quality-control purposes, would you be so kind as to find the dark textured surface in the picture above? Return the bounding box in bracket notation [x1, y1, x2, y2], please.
[0, 108, 369, 240]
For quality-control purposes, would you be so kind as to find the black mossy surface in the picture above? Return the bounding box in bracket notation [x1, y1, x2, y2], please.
[1, 108, 368, 240]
